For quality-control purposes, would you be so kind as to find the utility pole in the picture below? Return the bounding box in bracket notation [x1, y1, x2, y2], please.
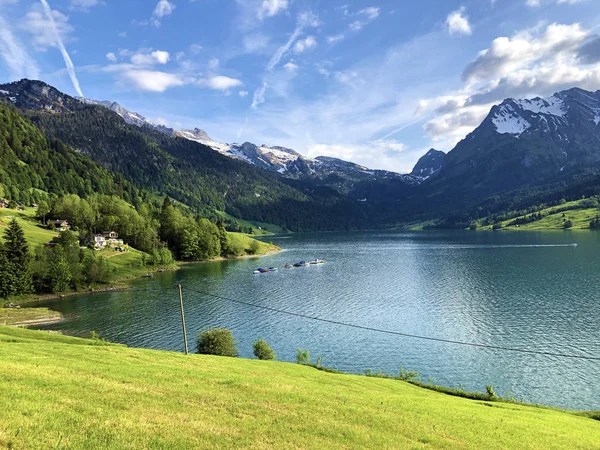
[178, 284, 189, 355]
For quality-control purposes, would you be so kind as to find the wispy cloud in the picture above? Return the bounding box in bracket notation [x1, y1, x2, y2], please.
[0, 15, 40, 80]
[39, 0, 83, 96]
[69, 0, 104, 12]
[151, 0, 175, 27]
[257, 0, 288, 20]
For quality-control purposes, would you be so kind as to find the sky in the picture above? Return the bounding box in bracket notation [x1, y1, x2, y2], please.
[1, 0, 600, 173]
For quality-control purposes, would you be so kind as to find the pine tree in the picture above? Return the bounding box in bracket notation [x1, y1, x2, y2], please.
[0, 248, 17, 299]
[3, 219, 32, 295]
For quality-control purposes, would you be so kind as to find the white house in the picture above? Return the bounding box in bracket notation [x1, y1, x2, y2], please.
[94, 235, 107, 249]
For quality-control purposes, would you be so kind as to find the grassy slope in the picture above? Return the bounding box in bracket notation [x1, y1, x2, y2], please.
[0, 327, 598, 450]
[480, 200, 600, 231]
[228, 232, 280, 255]
[0, 207, 58, 249]
[0, 307, 61, 326]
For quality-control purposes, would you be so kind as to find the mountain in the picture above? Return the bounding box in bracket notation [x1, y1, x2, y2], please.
[4, 79, 600, 230]
[428, 89, 600, 201]
[0, 79, 370, 231]
[411, 149, 446, 181]
[419, 88, 600, 223]
[73, 95, 418, 193]
[76, 97, 175, 136]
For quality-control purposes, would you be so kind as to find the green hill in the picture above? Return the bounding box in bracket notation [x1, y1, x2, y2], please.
[0, 326, 598, 449]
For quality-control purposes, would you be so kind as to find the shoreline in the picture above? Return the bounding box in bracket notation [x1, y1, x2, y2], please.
[13, 247, 282, 308]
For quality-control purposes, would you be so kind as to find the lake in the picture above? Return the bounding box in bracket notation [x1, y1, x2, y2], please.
[38, 231, 600, 410]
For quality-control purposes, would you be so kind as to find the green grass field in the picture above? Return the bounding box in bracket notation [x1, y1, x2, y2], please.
[0, 307, 62, 326]
[480, 200, 600, 231]
[227, 232, 280, 255]
[0, 326, 598, 449]
[0, 207, 59, 249]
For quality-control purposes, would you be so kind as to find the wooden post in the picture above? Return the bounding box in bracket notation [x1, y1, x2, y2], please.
[179, 284, 189, 355]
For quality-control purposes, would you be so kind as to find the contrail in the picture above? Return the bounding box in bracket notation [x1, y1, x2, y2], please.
[39, 0, 84, 97]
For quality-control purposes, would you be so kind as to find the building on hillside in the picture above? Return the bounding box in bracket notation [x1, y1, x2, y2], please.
[97, 231, 125, 250]
[50, 220, 71, 232]
[30, 203, 39, 209]
[94, 235, 107, 249]
[0, 199, 8, 208]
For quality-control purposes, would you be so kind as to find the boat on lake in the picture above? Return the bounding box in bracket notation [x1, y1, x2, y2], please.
[309, 259, 325, 265]
[284, 264, 293, 269]
[268, 267, 278, 271]
[293, 261, 310, 267]
[253, 268, 270, 274]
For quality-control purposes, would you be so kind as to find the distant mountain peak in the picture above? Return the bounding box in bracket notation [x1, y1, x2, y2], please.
[411, 148, 445, 181]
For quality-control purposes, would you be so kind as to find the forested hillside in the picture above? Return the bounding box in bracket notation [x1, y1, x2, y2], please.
[0, 80, 369, 231]
[0, 102, 139, 206]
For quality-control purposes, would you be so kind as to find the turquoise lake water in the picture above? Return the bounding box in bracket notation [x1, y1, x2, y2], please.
[39, 230, 600, 410]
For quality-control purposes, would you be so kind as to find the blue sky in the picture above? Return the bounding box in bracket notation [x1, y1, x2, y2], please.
[1, 0, 600, 172]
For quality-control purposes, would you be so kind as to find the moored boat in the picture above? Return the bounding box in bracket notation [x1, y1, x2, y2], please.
[309, 259, 325, 265]
[293, 261, 309, 267]
[284, 264, 293, 269]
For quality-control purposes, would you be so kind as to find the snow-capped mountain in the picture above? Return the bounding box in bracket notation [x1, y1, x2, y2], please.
[433, 87, 600, 199]
[71, 95, 420, 191]
[77, 97, 175, 136]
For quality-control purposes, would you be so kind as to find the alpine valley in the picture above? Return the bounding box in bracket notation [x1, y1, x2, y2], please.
[2, 79, 600, 230]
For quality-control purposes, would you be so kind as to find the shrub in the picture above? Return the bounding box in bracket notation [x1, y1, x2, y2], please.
[486, 385, 497, 399]
[296, 348, 311, 365]
[253, 339, 276, 360]
[247, 239, 261, 255]
[196, 328, 238, 357]
[564, 220, 573, 229]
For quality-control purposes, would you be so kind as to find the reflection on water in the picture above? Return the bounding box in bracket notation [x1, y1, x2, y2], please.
[39, 230, 600, 410]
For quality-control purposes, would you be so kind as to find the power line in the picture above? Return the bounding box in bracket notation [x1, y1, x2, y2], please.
[182, 286, 600, 362]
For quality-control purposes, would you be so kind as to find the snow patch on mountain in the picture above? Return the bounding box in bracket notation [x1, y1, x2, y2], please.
[514, 95, 566, 117]
[492, 104, 531, 135]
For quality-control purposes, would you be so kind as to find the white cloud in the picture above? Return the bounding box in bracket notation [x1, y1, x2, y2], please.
[327, 34, 345, 44]
[358, 7, 380, 20]
[462, 23, 588, 82]
[0, 15, 40, 80]
[121, 69, 189, 92]
[265, 11, 319, 71]
[305, 139, 408, 172]
[197, 75, 243, 91]
[446, 7, 472, 36]
[283, 60, 298, 72]
[239, 90, 249, 97]
[69, 0, 103, 12]
[420, 22, 600, 145]
[106, 52, 117, 62]
[258, 0, 288, 20]
[151, 0, 175, 27]
[346, 6, 380, 32]
[22, 3, 73, 51]
[131, 50, 170, 65]
[208, 57, 219, 69]
[293, 36, 317, 53]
